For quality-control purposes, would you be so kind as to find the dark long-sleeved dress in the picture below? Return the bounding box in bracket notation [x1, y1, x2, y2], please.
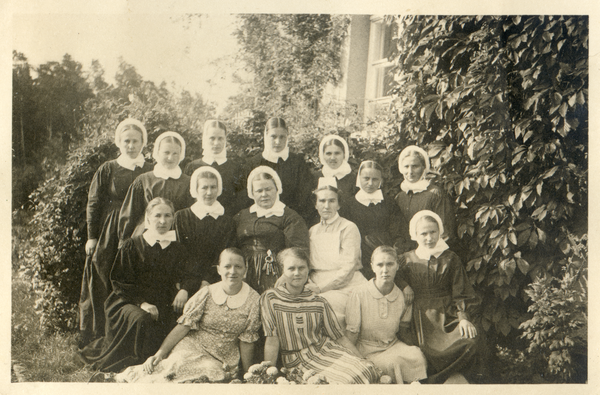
[184, 158, 247, 216]
[79, 159, 153, 342]
[234, 207, 309, 294]
[246, 153, 315, 221]
[174, 208, 236, 286]
[394, 183, 456, 242]
[396, 249, 480, 383]
[78, 236, 191, 372]
[118, 171, 194, 243]
[340, 196, 409, 278]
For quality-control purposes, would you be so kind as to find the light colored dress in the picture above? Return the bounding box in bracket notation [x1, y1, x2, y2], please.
[261, 286, 379, 384]
[346, 279, 427, 383]
[309, 214, 366, 328]
[116, 282, 261, 383]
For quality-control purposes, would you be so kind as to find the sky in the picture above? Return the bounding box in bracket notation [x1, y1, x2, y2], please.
[12, 13, 244, 113]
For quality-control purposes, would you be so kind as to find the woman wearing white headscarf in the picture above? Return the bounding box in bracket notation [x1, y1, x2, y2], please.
[395, 146, 456, 242]
[119, 131, 194, 243]
[174, 166, 236, 289]
[79, 118, 153, 347]
[233, 166, 309, 294]
[396, 210, 479, 384]
[184, 120, 246, 216]
[314, 134, 357, 200]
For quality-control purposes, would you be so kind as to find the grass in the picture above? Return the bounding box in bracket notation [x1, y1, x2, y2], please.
[11, 271, 95, 382]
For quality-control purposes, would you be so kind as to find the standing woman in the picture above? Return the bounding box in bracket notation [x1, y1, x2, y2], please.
[184, 120, 246, 216]
[246, 117, 314, 221]
[261, 247, 379, 384]
[79, 118, 153, 347]
[175, 166, 236, 288]
[340, 160, 408, 279]
[395, 146, 456, 243]
[79, 198, 192, 373]
[234, 166, 309, 294]
[309, 183, 366, 328]
[119, 131, 194, 243]
[314, 134, 357, 200]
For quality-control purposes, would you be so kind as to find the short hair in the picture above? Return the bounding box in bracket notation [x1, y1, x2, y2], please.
[145, 197, 175, 216]
[219, 247, 245, 265]
[371, 245, 398, 263]
[312, 185, 343, 207]
[276, 247, 310, 272]
[265, 117, 288, 133]
[322, 137, 345, 155]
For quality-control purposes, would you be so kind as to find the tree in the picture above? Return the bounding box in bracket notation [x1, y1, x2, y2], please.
[385, 15, 587, 382]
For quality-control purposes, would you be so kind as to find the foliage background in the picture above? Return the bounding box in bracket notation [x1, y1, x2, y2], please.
[12, 14, 587, 383]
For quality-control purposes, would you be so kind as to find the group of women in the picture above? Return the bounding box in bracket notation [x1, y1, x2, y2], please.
[76, 116, 480, 384]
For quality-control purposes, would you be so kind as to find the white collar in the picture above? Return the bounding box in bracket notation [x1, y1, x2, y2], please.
[367, 279, 401, 302]
[143, 229, 177, 249]
[262, 146, 289, 163]
[322, 161, 352, 180]
[355, 189, 384, 206]
[210, 282, 250, 309]
[415, 239, 449, 260]
[116, 154, 146, 171]
[401, 179, 430, 194]
[153, 164, 182, 180]
[320, 213, 340, 226]
[202, 152, 227, 166]
[190, 200, 225, 220]
[249, 200, 286, 218]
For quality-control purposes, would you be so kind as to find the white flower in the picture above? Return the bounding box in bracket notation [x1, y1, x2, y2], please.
[266, 366, 279, 376]
[276, 377, 290, 384]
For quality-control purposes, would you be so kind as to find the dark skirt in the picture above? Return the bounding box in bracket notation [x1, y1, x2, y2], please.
[242, 245, 280, 295]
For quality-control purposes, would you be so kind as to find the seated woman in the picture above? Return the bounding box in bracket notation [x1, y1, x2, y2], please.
[345, 246, 427, 384]
[396, 210, 479, 383]
[175, 166, 236, 287]
[234, 166, 309, 294]
[115, 248, 261, 383]
[79, 198, 192, 372]
[261, 247, 379, 384]
[308, 182, 366, 328]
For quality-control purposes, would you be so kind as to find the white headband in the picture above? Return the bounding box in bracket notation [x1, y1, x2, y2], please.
[409, 210, 445, 241]
[115, 118, 147, 147]
[319, 135, 349, 167]
[152, 131, 186, 163]
[398, 145, 431, 180]
[247, 166, 283, 199]
[190, 166, 223, 198]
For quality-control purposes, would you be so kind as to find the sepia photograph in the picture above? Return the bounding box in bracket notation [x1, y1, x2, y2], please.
[5, 0, 595, 393]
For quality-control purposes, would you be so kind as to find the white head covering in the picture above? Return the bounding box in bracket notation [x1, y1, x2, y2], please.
[262, 119, 290, 163]
[202, 120, 228, 165]
[409, 210, 449, 260]
[115, 118, 148, 147]
[190, 166, 223, 198]
[246, 166, 283, 200]
[152, 131, 186, 163]
[398, 145, 431, 193]
[319, 135, 352, 179]
[355, 160, 383, 188]
[355, 160, 384, 206]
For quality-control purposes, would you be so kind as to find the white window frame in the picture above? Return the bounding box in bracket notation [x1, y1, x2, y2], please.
[364, 16, 395, 118]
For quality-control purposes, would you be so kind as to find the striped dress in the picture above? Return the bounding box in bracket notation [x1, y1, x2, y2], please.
[260, 286, 379, 384]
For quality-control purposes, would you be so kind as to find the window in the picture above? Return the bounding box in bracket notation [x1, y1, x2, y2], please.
[364, 17, 397, 118]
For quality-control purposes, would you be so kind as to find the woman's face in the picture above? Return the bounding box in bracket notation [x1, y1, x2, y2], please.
[265, 127, 288, 153]
[147, 204, 174, 235]
[282, 256, 309, 289]
[315, 189, 340, 221]
[323, 143, 345, 170]
[157, 140, 181, 169]
[204, 127, 226, 156]
[196, 177, 219, 206]
[415, 219, 440, 249]
[217, 253, 247, 286]
[119, 129, 144, 159]
[401, 155, 425, 183]
[359, 168, 382, 194]
[252, 178, 278, 209]
[371, 252, 398, 283]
